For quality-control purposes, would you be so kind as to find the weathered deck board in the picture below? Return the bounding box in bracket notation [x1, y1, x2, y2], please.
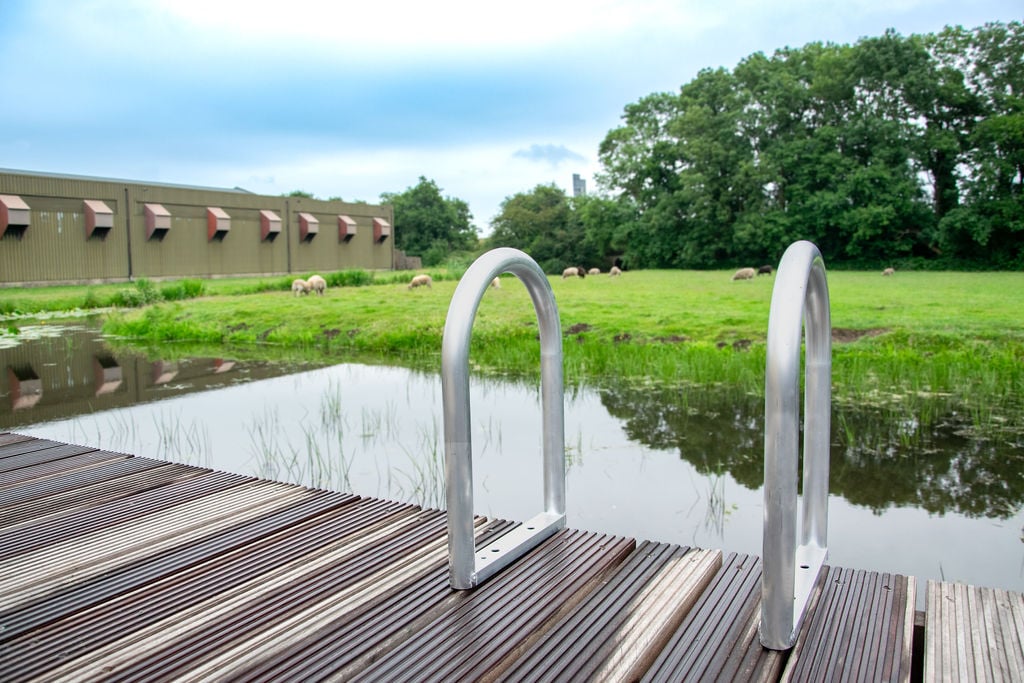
[0, 433, 1019, 681]
[642, 552, 786, 681]
[925, 579, 1024, 682]
[782, 566, 916, 682]
[496, 542, 721, 681]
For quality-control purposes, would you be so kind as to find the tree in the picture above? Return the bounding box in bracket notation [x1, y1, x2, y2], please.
[487, 184, 599, 273]
[598, 25, 1024, 269]
[380, 177, 479, 265]
[929, 22, 1024, 266]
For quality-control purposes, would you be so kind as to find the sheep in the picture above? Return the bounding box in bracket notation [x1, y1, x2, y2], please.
[882, 267, 895, 276]
[408, 273, 432, 289]
[490, 276, 501, 288]
[307, 274, 327, 295]
[562, 266, 586, 279]
[588, 267, 601, 275]
[731, 267, 756, 281]
[757, 265, 773, 276]
[609, 266, 622, 277]
[291, 278, 310, 296]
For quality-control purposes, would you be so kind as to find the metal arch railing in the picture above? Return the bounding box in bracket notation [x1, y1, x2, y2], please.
[442, 248, 567, 590]
[760, 240, 832, 650]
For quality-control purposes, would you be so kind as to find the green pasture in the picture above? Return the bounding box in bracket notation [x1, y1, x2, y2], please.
[3, 268, 1022, 436]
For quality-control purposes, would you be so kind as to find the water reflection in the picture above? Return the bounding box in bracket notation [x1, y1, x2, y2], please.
[0, 325, 327, 431]
[3, 326, 1022, 600]
[599, 383, 1024, 520]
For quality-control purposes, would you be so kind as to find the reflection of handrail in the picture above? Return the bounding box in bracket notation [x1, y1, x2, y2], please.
[760, 240, 832, 650]
[442, 248, 567, 589]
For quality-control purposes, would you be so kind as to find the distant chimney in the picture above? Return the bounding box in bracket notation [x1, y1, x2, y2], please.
[572, 173, 587, 197]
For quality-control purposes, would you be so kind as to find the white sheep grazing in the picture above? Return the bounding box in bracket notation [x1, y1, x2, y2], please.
[609, 266, 622, 277]
[408, 273, 432, 290]
[588, 267, 601, 275]
[490, 276, 501, 288]
[562, 266, 586, 279]
[307, 274, 327, 295]
[291, 278, 310, 296]
[882, 267, 895, 276]
[731, 267, 756, 281]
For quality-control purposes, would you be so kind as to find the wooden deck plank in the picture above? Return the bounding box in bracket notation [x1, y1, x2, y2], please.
[0, 442, 109, 478]
[925, 579, 1024, 682]
[0, 431, 35, 448]
[0, 435, 80, 460]
[782, 566, 915, 682]
[0, 469, 245, 557]
[220, 519, 519, 682]
[0, 434, 1021, 682]
[350, 530, 637, 682]
[495, 542, 721, 681]
[0, 496, 415, 680]
[642, 552, 785, 682]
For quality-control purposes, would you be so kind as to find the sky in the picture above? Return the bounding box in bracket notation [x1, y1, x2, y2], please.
[0, 1, 1019, 235]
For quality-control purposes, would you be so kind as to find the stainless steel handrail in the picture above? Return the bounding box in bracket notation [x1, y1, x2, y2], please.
[442, 248, 567, 589]
[760, 240, 832, 650]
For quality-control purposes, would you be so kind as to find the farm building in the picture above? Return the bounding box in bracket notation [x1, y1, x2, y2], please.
[0, 169, 394, 286]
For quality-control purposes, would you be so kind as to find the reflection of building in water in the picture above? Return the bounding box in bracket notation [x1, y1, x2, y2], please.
[7, 364, 42, 410]
[151, 360, 179, 385]
[0, 327, 324, 429]
[213, 359, 236, 374]
[93, 355, 122, 396]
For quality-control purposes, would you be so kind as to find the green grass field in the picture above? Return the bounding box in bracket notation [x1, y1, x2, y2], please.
[4, 268, 1022, 436]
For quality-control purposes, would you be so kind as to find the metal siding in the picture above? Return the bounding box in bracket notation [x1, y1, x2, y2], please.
[290, 199, 394, 275]
[129, 188, 292, 279]
[0, 175, 130, 284]
[0, 171, 388, 285]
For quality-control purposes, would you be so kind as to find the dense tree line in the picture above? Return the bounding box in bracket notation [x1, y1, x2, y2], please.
[387, 22, 1021, 272]
[595, 21, 1024, 270]
[484, 22, 1021, 271]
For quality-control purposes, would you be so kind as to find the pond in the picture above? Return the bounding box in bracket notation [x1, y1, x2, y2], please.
[3, 325, 1022, 605]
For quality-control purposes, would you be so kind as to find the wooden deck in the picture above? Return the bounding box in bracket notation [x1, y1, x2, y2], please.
[1, 432, 1021, 682]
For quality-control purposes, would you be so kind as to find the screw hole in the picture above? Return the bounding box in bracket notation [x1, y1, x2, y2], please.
[799, 564, 810, 570]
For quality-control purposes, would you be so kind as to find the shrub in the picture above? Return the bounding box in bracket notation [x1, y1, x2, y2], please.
[326, 269, 374, 288]
[112, 278, 163, 307]
[160, 279, 206, 301]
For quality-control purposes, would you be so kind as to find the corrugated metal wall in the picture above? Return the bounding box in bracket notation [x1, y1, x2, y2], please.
[0, 174, 131, 284]
[0, 170, 394, 285]
[287, 196, 394, 276]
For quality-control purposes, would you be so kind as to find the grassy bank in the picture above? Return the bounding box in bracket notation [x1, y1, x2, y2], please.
[85, 269, 1024, 438]
[0, 268, 460, 318]
[4, 269, 1020, 435]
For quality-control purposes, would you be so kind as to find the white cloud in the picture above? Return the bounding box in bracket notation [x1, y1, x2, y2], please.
[512, 144, 587, 167]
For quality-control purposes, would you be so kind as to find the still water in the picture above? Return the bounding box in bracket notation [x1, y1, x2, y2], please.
[3, 326, 1022, 603]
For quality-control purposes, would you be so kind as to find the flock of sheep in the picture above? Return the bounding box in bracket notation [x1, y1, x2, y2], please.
[291, 274, 327, 296]
[561, 266, 622, 278]
[293, 267, 627, 297]
[731, 265, 896, 280]
[295, 262, 897, 296]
